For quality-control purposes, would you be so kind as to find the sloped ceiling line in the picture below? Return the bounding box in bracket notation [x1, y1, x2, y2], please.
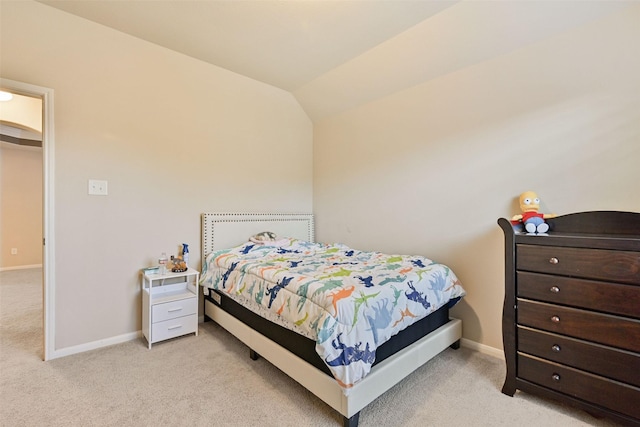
[36, 0, 632, 121]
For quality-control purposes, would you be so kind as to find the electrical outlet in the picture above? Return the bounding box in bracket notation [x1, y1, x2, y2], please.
[88, 179, 108, 196]
[11, 248, 18, 255]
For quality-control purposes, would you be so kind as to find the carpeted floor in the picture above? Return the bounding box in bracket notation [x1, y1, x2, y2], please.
[0, 268, 621, 426]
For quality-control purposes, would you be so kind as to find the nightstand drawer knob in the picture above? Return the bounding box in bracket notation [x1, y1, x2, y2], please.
[549, 257, 559, 264]
[550, 286, 560, 293]
[551, 344, 561, 352]
[552, 374, 561, 382]
[551, 316, 560, 323]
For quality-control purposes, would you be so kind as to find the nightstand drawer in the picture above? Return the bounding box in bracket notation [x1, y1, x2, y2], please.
[517, 271, 640, 318]
[518, 354, 640, 420]
[518, 299, 640, 353]
[518, 326, 640, 387]
[151, 314, 197, 342]
[517, 244, 640, 285]
[152, 297, 197, 323]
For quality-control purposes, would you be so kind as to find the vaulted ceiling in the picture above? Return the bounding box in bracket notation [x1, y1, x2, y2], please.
[37, 0, 630, 121]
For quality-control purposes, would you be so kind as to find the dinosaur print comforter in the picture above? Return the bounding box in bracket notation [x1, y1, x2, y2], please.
[199, 238, 465, 392]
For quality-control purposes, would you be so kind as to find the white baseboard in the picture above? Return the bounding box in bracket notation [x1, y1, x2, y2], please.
[0, 264, 43, 272]
[460, 337, 504, 360]
[48, 331, 142, 360]
[46, 323, 502, 363]
[50, 319, 211, 360]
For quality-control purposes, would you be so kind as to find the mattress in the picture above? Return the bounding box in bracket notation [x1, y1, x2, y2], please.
[200, 238, 466, 389]
[204, 289, 454, 376]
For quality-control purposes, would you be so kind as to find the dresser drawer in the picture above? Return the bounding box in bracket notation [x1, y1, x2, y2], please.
[518, 299, 640, 353]
[152, 297, 197, 323]
[517, 244, 640, 285]
[518, 326, 640, 387]
[518, 271, 640, 318]
[518, 354, 640, 420]
[151, 313, 197, 342]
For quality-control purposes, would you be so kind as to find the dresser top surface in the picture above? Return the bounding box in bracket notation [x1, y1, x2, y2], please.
[499, 211, 640, 251]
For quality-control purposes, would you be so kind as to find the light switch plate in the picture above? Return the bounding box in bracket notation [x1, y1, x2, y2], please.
[88, 179, 108, 195]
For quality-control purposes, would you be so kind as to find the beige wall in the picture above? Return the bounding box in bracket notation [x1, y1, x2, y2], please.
[2, 0, 639, 356]
[0, 146, 43, 268]
[313, 5, 640, 351]
[1, 1, 313, 350]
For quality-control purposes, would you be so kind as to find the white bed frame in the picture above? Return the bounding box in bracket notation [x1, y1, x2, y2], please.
[201, 212, 462, 426]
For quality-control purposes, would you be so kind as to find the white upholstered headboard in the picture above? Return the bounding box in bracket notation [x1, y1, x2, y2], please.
[201, 213, 314, 259]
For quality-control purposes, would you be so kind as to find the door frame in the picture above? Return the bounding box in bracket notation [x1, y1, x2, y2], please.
[1, 78, 55, 361]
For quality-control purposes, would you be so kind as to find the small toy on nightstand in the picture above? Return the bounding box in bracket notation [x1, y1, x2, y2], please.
[511, 190, 557, 235]
[171, 255, 188, 272]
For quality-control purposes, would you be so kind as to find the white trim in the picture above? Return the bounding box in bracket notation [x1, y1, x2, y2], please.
[0, 264, 43, 272]
[460, 337, 504, 360]
[52, 331, 142, 359]
[0, 78, 55, 362]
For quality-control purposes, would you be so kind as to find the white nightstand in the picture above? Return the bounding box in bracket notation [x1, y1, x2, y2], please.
[141, 267, 199, 349]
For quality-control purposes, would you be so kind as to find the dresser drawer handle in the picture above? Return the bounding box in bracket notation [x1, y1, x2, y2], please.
[551, 316, 560, 323]
[549, 257, 559, 264]
[167, 307, 183, 313]
[168, 325, 183, 331]
[551, 344, 561, 352]
[550, 286, 560, 293]
[552, 374, 561, 382]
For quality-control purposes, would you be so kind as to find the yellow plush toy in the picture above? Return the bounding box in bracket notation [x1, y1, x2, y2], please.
[511, 191, 556, 234]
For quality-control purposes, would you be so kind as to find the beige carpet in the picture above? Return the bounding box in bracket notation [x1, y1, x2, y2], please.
[0, 268, 621, 427]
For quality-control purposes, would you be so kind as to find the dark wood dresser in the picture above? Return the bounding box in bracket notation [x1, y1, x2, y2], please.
[498, 211, 640, 426]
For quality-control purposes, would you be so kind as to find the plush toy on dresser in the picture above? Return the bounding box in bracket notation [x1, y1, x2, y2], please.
[511, 190, 556, 234]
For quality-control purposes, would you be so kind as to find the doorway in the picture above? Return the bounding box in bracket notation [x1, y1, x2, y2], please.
[0, 78, 55, 361]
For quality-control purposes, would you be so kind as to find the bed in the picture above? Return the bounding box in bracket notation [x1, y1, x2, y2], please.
[200, 213, 465, 427]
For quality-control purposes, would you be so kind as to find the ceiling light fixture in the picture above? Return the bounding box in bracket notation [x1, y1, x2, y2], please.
[0, 91, 14, 101]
